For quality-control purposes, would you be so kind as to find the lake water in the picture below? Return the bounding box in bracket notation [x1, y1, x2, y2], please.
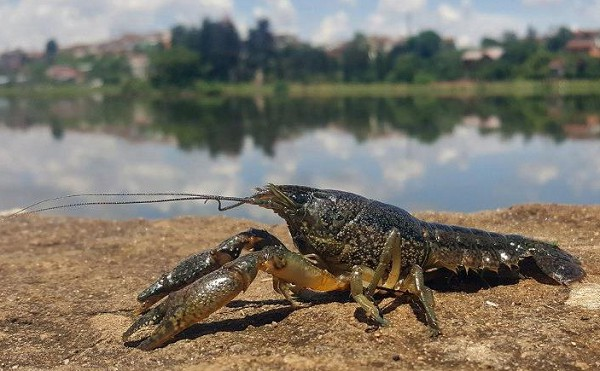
[1, 94, 599, 223]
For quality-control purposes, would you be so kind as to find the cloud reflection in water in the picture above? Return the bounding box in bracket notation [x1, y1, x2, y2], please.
[1, 119, 599, 223]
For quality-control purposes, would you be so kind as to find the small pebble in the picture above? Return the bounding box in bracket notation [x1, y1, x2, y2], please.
[392, 354, 401, 362]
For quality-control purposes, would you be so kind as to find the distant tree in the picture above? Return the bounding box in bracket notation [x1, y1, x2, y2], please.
[501, 32, 539, 67]
[387, 54, 419, 82]
[565, 54, 600, 79]
[89, 55, 131, 85]
[171, 25, 199, 50]
[198, 19, 241, 81]
[502, 31, 519, 44]
[481, 37, 501, 48]
[169, 20, 241, 81]
[370, 50, 390, 81]
[433, 50, 462, 80]
[45, 39, 58, 64]
[386, 30, 457, 82]
[275, 43, 335, 81]
[526, 26, 538, 41]
[546, 27, 572, 52]
[88, 55, 131, 85]
[341, 33, 371, 82]
[475, 59, 513, 80]
[246, 19, 276, 77]
[149, 46, 204, 88]
[406, 30, 443, 59]
[520, 49, 552, 79]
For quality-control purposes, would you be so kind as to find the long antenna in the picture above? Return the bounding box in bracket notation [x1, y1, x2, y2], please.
[2, 192, 251, 220]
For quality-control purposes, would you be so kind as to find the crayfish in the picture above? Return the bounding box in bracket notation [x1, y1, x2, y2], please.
[112, 184, 585, 350]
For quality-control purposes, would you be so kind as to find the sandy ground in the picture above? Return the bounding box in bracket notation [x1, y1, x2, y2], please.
[0, 204, 599, 370]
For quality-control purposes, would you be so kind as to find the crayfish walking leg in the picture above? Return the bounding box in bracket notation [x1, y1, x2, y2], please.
[350, 228, 440, 335]
[394, 265, 439, 336]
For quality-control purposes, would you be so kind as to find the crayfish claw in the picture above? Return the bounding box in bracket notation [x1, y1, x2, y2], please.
[126, 254, 260, 350]
[135, 229, 284, 314]
[123, 304, 167, 343]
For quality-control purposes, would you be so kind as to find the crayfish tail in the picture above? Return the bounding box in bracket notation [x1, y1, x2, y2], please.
[422, 221, 586, 284]
[530, 242, 586, 284]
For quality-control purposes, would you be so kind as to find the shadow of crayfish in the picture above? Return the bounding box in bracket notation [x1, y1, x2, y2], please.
[125, 260, 558, 348]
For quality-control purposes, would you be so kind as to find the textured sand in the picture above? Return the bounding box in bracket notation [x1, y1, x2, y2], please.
[1, 204, 599, 370]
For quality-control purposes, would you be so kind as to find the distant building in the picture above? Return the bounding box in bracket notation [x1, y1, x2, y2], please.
[62, 31, 170, 58]
[562, 115, 600, 139]
[565, 30, 600, 58]
[461, 47, 504, 63]
[326, 35, 402, 60]
[0, 49, 28, 72]
[325, 41, 349, 59]
[128, 53, 149, 80]
[366, 36, 396, 54]
[46, 65, 84, 83]
[59, 31, 170, 81]
[548, 58, 566, 77]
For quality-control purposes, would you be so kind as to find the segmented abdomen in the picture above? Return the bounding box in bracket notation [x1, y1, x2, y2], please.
[420, 221, 585, 284]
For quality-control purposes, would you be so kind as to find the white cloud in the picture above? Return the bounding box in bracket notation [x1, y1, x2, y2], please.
[437, 147, 460, 164]
[253, 6, 267, 19]
[375, 0, 427, 14]
[253, 0, 298, 34]
[522, 0, 562, 6]
[438, 3, 461, 23]
[454, 11, 524, 46]
[312, 127, 354, 159]
[363, 0, 525, 48]
[2, 0, 596, 52]
[380, 157, 425, 189]
[313, 11, 351, 46]
[366, 0, 427, 36]
[518, 163, 559, 185]
[3, 117, 600, 221]
[0, 0, 234, 51]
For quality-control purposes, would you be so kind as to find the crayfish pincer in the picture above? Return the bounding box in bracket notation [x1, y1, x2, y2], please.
[122, 184, 586, 350]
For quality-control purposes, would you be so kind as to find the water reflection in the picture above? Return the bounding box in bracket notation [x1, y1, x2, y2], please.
[3, 95, 600, 148]
[0, 95, 598, 222]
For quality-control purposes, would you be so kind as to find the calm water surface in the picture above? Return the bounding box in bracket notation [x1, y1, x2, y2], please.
[1, 95, 599, 223]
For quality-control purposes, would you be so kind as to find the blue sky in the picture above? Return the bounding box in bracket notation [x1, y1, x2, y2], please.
[1, 0, 599, 52]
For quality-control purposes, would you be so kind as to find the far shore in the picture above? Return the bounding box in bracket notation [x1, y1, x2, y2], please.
[1, 79, 600, 99]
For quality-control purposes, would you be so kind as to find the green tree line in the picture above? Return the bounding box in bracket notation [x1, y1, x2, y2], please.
[150, 20, 600, 87]
[4, 18, 599, 88]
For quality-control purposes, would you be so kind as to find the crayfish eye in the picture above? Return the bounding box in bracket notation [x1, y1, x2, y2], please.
[312, 191, 330, 199]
